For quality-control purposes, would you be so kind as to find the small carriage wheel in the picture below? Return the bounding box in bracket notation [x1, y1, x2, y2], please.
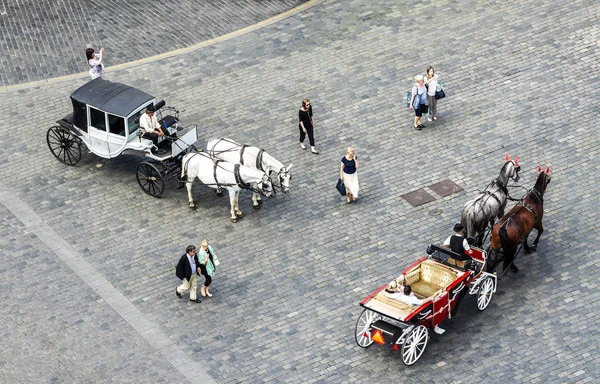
[401, 325, 429, 366]
[477, 277, 494, 311]
[136, 162, 165, 197]
[46, 126, 82, 166]
[354, 309, 381, 348]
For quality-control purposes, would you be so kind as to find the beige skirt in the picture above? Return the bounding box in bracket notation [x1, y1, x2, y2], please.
[343, 171, 359, 197]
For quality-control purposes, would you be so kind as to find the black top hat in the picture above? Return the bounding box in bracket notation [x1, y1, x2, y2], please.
[146, 104, 156, 112]
[453, 223, 464, 232]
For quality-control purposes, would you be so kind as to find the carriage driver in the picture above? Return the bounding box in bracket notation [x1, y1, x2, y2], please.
[139, 104, 168, 148]
[443, 223, 473, 261]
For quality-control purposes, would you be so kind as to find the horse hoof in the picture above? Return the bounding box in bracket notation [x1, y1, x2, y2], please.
[190, 205, 196, 210]
[231, 218, 237, 223]
[236, 212, 244, 218]
[253, 204, 261, 210]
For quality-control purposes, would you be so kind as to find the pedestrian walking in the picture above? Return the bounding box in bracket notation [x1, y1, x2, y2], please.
[175, 245, 202, 303]
[298, 98, 318, 154]
[424, 66, 439, 122]
[408, 75, 428, 130]
[86, 47, 105, 80]
[198, 240, 217, 297]
[340, 147, 359, 203]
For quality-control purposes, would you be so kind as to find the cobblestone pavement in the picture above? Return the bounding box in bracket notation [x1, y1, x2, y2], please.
[1, 0, 600, 383]
[0, 0, 308, 86]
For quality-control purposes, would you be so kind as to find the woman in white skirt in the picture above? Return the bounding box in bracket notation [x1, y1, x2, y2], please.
[340, 147, 360, 203]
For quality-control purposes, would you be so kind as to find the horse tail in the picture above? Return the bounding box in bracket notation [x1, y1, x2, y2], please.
[499, 225, 512, 265]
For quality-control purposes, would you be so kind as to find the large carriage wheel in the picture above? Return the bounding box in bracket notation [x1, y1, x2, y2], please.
[136, 162, 165, 197]
[477, 277, 494, 311]
[401, 325, 429, 366]
[354, 309, 381, 348]
[46, 126, 82, 166]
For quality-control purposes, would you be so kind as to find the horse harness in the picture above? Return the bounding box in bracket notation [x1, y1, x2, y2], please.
[182, 153, 255, 191]
[212, 160, 250, 190]
[499, 189, 542, 242]
[239, 144, 265, 172]
[478, 178, 508, 207]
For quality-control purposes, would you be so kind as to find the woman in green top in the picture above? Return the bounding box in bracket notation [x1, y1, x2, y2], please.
[198, 239, 219, 297]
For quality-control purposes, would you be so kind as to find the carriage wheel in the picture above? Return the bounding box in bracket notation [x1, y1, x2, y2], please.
[354, 309, 381, 348]
[477, 277, 494, 311]
[136, 162, 165, 197]
[46, 126, 82, 166]
[401, 325, 429, 366]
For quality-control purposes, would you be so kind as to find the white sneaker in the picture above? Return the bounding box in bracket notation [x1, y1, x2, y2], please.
[433, 325, 445, 335]
[311, 147, 319, 154]
[427, 117, 433, 122]
[300, 143, 307, 150]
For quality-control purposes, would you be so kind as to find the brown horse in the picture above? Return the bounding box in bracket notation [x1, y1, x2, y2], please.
[488, 166, 551, 274]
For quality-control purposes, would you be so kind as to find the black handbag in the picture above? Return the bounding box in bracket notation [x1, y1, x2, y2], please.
[336, 178, 346, 196]
[435, 81, 446, 100]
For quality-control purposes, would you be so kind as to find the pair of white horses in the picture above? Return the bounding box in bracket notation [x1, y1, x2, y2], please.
[181, 138, 293, 222]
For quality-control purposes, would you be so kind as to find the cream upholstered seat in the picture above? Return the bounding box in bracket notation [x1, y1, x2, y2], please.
[403, 260, 458, 298]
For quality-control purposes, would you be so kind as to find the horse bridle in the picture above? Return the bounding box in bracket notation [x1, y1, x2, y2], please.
[275, 167, 291, 193]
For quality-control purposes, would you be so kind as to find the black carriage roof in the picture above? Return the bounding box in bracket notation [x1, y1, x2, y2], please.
[70, 78, 153, 117]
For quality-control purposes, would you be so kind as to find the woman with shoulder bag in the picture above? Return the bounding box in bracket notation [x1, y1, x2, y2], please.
[198, 239, 218, 297]
[424, 66, 439, 121]
[340, 147, 359, 204]
[408, 75, 428, 130]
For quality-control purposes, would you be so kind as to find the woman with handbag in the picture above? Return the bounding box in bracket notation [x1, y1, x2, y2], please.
[198, 239, 218, 297]
[424, 66, 439, 122]
[340, 147, 359, 204]
[408, 75, 428, 130]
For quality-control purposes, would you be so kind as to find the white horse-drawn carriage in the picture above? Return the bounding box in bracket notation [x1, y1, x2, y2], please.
[47, 79, 292, 221]
[47, 78, 199, 197]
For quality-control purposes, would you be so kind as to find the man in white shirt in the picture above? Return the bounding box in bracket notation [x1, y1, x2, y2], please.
[389, 285, 424, 306]
[443, 223, 472, 261]
[139, 104, 168, 146]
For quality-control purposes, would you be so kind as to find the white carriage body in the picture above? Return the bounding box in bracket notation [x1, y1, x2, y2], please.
[59, 78, 197, 160]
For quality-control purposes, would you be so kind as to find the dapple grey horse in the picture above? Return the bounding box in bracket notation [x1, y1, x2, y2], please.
[460, 155, 521, 246]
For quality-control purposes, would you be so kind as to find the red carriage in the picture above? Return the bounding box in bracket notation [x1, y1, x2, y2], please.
[355, 245, 497, 365]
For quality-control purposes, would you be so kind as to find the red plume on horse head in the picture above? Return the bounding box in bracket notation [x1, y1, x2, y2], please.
[537, 165, 542, 173]
[506, 154, 519, 166]
[545, 166, 550, 174]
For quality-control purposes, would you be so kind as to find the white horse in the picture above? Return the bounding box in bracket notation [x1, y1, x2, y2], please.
[181, 152, 273, 222]
[206, 138, 292, 209]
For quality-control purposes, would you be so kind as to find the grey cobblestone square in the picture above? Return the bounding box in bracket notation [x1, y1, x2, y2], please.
[1, 0, 599, 382]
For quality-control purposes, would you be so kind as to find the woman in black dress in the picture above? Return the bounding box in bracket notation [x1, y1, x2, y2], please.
[298, 98, 318, 154]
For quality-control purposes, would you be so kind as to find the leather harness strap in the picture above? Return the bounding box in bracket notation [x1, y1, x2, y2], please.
[213, 159, 222, 189]
[239, 144, 248, 166]
[234, 164, 249, 189]
[517, 201, 539, 223]
[256, 149, 265, 172]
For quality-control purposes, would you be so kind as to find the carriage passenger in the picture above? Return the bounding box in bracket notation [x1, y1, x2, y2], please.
[387, 283, 424, 306]
[139, 104, 169, 148]
[443, 223, 473, 261]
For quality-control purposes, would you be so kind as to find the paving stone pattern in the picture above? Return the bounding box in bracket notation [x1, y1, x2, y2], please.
[0, 0, 308, 86]
[0, 205, 187, 383]
[1, 0, 600, 383]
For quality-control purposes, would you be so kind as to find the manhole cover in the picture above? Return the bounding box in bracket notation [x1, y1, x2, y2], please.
[401, 189, 436, 207]
[429, 179, 463, 197]
[429, 208, 443, 216]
